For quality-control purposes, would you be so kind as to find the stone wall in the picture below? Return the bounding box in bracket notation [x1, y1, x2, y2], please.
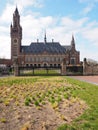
[61, 58, 66, 75]
[0, 59, 12, 66]
[13, 58, 19, 76]
[83, 58, 98, 75]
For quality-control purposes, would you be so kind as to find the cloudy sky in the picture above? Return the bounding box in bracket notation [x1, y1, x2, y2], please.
[0, 0, 98, 61]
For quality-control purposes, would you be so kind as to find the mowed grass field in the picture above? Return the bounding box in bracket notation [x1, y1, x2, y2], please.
[0, 76, 98, 130]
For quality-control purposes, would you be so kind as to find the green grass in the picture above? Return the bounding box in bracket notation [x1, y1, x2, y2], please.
[20, 69, 60, 76]
[0, 76, 37, 86]
[57, 77, 98, 130]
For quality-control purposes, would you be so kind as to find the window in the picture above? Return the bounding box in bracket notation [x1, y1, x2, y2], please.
[32, 58, 34, 62]
[44, 63, 47, 67]
[46, 57, 50, 62]
[34, 64, 37, 67]
[54, 57, 56, 62]
[60, 58, 62, 62]
[70, 58, 76, 65]
[54, 64, 56, 67]
[26, 64, 28, 67]
[29, 57, 31, 62]
[34, 57, 36, 62]
[58, 64, 61, 67]
[25, 57, 28, 62]
[50, 64, 52, 67]
[51, 57, 54, 62]
[56, 57, 58, 61]
[58, 58, 60, 62]
[38, 64, 41, 67]
[36, 57, 39, 62]
[27, 57, 30, 62]
[40, 57, 43, 62]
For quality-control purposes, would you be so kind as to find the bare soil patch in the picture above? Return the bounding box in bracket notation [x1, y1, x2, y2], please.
[0, 77, 87, 130]
[0, 98, 87, 130]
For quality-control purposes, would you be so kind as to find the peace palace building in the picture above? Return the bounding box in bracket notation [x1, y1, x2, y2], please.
[11, 7, 80, 75]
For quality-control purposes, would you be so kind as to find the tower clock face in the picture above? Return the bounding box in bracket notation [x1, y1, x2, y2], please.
[13, 39, 18, 43]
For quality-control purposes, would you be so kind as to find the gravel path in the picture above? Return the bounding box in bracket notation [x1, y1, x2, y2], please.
[70, 76, 98, 85]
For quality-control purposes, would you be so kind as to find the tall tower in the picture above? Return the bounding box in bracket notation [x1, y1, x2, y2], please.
[10, 7, 22, 62]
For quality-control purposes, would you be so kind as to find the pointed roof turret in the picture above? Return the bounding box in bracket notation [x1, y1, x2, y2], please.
[44, 31, 47, 43]
[15, 6, 19, 15]
[71, 34, 75, 49]
[71, 35, 75, 45]
[13, 6, 20, 27]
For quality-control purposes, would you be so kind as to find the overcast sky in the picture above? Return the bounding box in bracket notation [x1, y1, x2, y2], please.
[0, 0, 98, 61]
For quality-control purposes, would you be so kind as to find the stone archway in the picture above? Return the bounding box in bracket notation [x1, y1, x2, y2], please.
[42, 62, 49, 67]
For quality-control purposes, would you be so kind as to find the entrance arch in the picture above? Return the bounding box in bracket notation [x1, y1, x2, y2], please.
[42, 62, 49, 67]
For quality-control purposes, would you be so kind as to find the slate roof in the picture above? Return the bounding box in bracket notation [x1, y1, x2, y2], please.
[21, 42, 71, 54]
[63, 45, 71, 51]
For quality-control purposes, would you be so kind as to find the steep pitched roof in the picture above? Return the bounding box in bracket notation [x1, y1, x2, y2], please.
[21, 42, 66, 54]
[63, 45, 72, 51]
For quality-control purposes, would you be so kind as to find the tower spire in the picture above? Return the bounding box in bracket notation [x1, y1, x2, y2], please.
[13, 6, 20, 27]
[15, 5, 19, 15]
[44, 30, 47, 43]
[71, 34, 75, 49]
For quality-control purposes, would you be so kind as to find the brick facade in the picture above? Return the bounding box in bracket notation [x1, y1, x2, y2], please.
[11, 7, 80, 76]
[0, 59, 12, 66]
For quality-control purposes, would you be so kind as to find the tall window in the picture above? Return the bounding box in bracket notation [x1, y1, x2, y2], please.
[54, 64, 56, 67]
[58, 58, 60, 62]
[38, 64, 41, 67]
[60, 57, 62, 62]
[56, 57, 58, 62]
[25, 57, 29, 62]
[36, 57, 39, 62]
[32, 58, 34, 62]
[34, 64, 37, 67]
[50, 64, 52, 67]
[51, 57, 54, 62]
[70, 58, 76, 65]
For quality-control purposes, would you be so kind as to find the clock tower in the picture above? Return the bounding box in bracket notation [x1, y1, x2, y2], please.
[10, 7, 22, 62]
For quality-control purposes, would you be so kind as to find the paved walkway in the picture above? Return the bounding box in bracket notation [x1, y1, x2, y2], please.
[70, 76, 98, 85]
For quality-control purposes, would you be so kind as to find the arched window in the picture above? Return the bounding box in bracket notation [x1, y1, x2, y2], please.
[34, 64, 37, 67]
[70, 58, 76, 65]
[50, 64, 52, 67]
[38, 64, 41, 67]
[58, 64, 61, 67]
[54, 64, 56, 67]
[44, 63, 47, 67]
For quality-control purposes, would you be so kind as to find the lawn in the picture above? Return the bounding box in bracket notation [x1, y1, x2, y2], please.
[0, 76, 98, 130]
[58, 77, 98, 130]
[20, 69, 61, 76]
